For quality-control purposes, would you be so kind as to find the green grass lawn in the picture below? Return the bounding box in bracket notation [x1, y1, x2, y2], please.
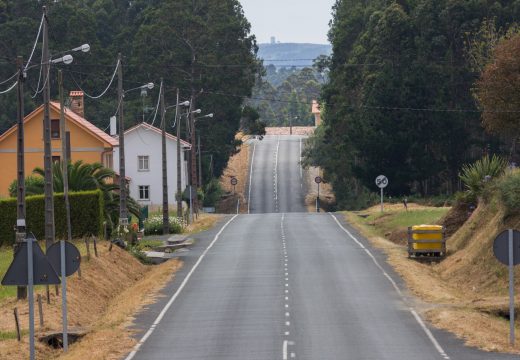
[0, 247, 15, 300]
[357, 207, 450, 237]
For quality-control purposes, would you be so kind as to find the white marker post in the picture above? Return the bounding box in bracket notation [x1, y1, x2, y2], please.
[509, 229, 515, 347]
[27, 237, 35, 360]
[61, 240, 68, 351]
[375, 175, 388, 213]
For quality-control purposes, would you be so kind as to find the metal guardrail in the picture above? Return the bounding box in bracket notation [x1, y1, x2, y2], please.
[407, 227, 446, 258]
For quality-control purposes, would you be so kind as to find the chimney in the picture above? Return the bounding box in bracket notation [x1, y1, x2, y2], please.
[69, 91, 85, 117]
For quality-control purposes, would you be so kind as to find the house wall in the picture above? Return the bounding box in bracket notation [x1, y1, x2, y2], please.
[113, 126, 188, 208]
[0, 107, 114, 197]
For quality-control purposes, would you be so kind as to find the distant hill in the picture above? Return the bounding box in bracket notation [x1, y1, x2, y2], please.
[258, 43, 332, 68]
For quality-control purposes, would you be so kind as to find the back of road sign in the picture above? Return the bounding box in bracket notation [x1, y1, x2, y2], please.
[1, 240, 60, 286]
[493, 230, 520, 266]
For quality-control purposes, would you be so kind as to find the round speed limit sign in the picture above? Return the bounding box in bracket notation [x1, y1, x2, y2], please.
[375, 175, 388, 189]
[315, 176, 322, 184]
[230, 178, 238, 186]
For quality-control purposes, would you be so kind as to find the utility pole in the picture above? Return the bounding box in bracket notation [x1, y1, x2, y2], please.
[198, 134, 202, 188]
[42, 6, 55, 251]
[15, 55, 27, 300]
[176, 89, 183, 219]
[58, 70, 72, 243]
[190, 97, 198, 211]
[160, 80, 169, 235]
[117, 52, 128, 226]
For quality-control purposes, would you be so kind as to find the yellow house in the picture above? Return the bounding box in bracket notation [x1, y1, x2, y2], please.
[0, 91, 118, 197]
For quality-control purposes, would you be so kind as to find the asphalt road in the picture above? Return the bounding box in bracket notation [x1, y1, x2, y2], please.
[126, 135, 516, 360]
[248, 135, 307, 214]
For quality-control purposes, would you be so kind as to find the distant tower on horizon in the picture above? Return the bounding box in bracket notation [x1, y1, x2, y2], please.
[270, 36, 276, 44]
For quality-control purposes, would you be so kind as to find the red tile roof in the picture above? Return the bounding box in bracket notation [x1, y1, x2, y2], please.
[49, 102, 118, 147]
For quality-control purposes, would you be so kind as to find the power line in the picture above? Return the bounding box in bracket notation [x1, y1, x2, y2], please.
[0, 79, 18, 95]
[69, 59, 120, 99]
[24, 14, 44, 72]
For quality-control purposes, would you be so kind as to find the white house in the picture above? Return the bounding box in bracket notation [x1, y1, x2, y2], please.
[113, 122, 191, 209]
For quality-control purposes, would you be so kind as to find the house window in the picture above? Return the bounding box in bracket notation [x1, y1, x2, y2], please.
[138, 185, 150, 201]
[51, 119, 60, 139]
[104, 152, 113, 169]
[52, 156, 60, 164]
[138, 155, 149, 171]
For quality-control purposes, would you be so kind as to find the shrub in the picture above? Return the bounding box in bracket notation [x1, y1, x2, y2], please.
[203, 179, 223, 207]
[8, 176, 45, 197]
[497, 171, 520, 217]
[459, 155, 507, 201]
[0, 190, 104, 246]
[143, 215, 185, 236]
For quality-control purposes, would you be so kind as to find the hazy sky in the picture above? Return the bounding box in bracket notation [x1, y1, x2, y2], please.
[239, 0, 336, 44]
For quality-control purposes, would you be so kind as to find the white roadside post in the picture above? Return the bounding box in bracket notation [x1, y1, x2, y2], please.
[493, 229, 520, 347]
[375, 175, 388, 213]
[509, 229, 515, 346]
[27, 237, 35, 360]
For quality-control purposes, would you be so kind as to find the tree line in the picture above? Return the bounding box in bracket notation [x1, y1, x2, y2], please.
[304, 0, 520, 209]
[0, 0, 260, 186]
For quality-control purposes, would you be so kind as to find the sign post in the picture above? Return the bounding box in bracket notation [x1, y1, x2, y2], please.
[375, 175, 388, 213]
[231, 177, 238, 195]
[493, 229, 520, 347]
[27, 237, 35, 360]
[315, 176, 322, 212]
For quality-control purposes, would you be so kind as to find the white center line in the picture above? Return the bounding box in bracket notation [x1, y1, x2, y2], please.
[247, 143, 256, 214]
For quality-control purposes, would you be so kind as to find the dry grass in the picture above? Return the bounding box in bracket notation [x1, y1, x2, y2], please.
[186, 213, 222, 234]
[0, 242, 182, 359]
[219, 134, 250, 213]
[304, 166, 335, 212]
[346, 199, 520, 354]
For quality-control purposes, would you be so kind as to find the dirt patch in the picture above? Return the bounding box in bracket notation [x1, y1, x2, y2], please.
[0, 242, 182, 359]
[439, 202, 472, 238]
[218, 133, 249, 213]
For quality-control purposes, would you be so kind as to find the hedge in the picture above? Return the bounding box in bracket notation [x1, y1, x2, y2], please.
[0, 190, 104, 246]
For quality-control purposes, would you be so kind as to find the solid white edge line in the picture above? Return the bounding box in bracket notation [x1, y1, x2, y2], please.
[247, 142, 256, 214]
[328, 212, 450, 360]
[124, 214, 239, 360]
[283, 340, 288, 360]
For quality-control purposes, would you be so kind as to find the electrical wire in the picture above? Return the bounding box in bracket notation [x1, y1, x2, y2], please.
[0, 80, 18, 95]
[24, 14, 44, 72]
[0, 71, 19, 85]
[69, 59, 120, 99]
[31, 63, 50, 98]
[147, 81, 162, 127]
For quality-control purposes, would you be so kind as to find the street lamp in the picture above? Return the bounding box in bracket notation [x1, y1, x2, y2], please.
[118, 80, 155, 226]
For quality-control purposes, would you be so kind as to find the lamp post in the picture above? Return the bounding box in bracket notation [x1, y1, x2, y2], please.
[116, 64, 154, 227]
[161, 87, 190, 234]
[42, 6, 90, 251]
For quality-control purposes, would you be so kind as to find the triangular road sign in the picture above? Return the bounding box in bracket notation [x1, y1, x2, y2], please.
[1, 239, 60, 286]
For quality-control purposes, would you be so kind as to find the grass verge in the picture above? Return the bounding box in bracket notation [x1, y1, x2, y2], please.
[346, 203, 520, 354]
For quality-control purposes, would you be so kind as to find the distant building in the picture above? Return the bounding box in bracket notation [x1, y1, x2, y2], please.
[270, 36, 276, 44]
[312, 100, 322, 127]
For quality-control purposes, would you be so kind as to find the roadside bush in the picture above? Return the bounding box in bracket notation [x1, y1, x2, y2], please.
[497, 171, 520, 217]
[143, 215, 185, 235]
[203, 179, 223, 207]
[459, 155, 507, 201]
[0, 190, 104, 246]
[8, 176, 45, 197]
